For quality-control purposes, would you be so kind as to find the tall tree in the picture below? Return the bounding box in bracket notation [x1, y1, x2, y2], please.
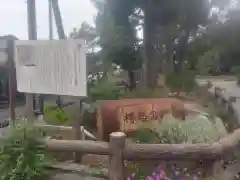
[70, 22, 97, 53]
[106, 0, 211, 87]
[185, 2, 240, 73]
[93, 0, 142, 90]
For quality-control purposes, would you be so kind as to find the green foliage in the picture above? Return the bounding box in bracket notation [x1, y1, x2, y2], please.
[165, 70, 196, 94]
[156, 114, 227, 144]
[94, 0, 142, 72]
[189, 9, 240, 72]
[131, 114, 227, 144]
[0, 126, 49, 180]
[230, 66, 240, 75]
[237, 74, 240, 85]
[213, 116, 229, 138]
[127, 114, 227, 180]
[158, 117, 189, 143]
[44, 105, 70, 125]
[197, 50, 221, 75]
[131, 128, 161, 144]
[122, 88, 168, 99]
[89, 76, 122, 101]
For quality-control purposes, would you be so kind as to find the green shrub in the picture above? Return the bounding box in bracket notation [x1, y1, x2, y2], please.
[230, 66, 240, 74]
[158, 117, 189, 143]
[0, 125, 50, 180]
[127, 114, 227, 180]
[89, 78, 122, 101]
[122, 88, 168, 99]
[165, 70, 196, 94]
[236, 74, 240, 85]
[156, 114, 227, 144]
[130, 113, 227, 145]
[44, 105, 70, 125]
[131, 128, 161, 143]
[212, 116, 228, 138]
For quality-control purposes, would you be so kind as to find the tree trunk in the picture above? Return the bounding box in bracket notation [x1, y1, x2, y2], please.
[127, 70, 136, 91]
[162, 25, 176, 74]
[164, 41, 174, 74]
[143, 5, 158, 89]
[175, 30, 190, 72]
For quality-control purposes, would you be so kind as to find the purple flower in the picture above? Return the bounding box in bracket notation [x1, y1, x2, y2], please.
[126, 173, 135, 180]
[193, 175, 198, 180]
[146, 176, 154, 180]
[126, 167, 201, 180]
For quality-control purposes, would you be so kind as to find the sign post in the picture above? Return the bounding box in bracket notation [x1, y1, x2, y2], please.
[27, 0, 38, 123]
[0, 39, 16, 127]
[7, 40, 16, 127]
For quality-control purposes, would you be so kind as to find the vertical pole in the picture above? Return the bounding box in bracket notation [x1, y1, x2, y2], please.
[37, 0, 54, 122]
[38, 95, 44, 121]
[51, 0, 66, 39]
[73, 99, 84, 162]
[36, 0, 53, 121]
[26, 0, 37, 123]
[51, 0, 65, 108]
[48, 0, 53, 40]
[7, 40, 16, 127]
[109, 132, 126, 180]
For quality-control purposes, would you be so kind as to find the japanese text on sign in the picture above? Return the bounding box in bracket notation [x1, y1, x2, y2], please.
[118, 104, 161, 132]
[123, 110, 161, 123]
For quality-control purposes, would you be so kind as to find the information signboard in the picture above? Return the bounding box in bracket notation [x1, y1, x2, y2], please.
[14, 40, 87, 96]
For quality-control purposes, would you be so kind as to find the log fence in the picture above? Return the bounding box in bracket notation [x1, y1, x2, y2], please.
[42, 83, 240, 180]
[44, 127, 240, 180]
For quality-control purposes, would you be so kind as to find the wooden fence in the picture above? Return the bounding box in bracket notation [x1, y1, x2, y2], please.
[11, 80, 230, 179]
[42, 83, 240, 180]
[43, 127, 240, 180]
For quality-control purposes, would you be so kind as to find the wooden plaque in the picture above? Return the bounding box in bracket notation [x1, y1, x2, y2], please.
[118, 103, 160, 132]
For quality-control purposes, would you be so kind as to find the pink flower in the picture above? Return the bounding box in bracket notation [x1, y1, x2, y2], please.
[159, 169, 165, 177]
[193, 175, 198, 180]
[126, 173, 135, 180]
[158, 169, 166, 180]
[146, 176, 154, 180]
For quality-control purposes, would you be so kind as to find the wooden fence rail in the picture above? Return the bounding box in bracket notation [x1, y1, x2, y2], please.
[44, 127, 240, 180]
[35, 124, 97, 140]
[41, 81, 240, 179]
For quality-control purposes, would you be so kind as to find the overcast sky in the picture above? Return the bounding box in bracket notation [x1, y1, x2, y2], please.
[0, 0, 97, 40]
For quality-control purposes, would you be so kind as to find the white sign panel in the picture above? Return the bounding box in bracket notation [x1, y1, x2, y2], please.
[14, 40, 87, 96]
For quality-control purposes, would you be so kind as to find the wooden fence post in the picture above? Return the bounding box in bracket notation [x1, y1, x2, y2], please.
[73, 99, 84, 163]
[202, 160, 222, 178]
[7, 39, 16, 127]
[109, 132, 126, 180]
